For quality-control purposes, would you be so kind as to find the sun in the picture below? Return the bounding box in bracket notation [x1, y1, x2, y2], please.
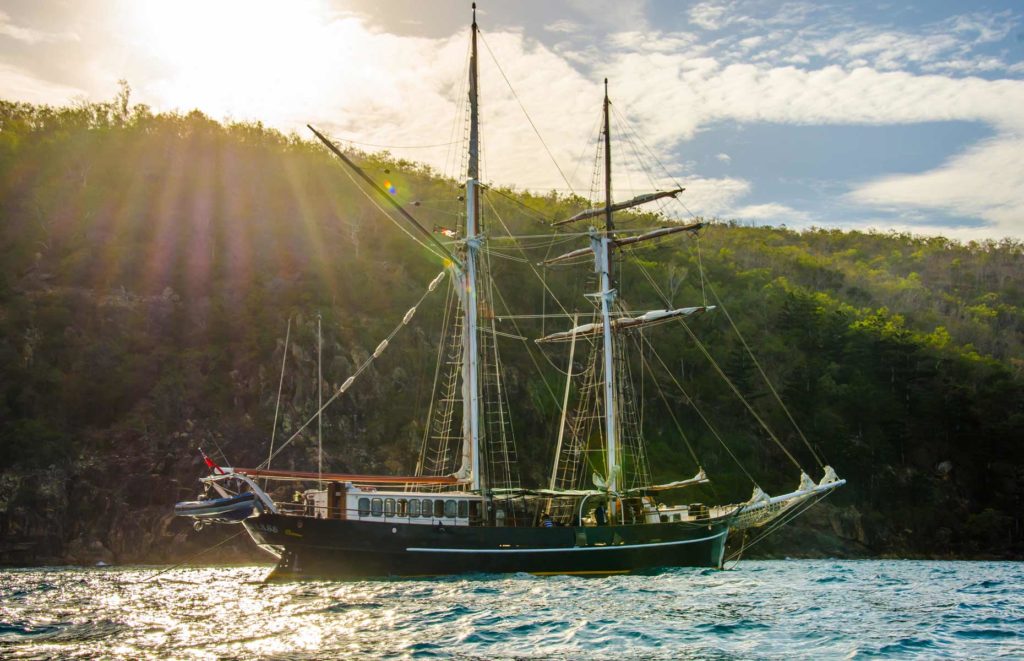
[124, 0, 339, 120]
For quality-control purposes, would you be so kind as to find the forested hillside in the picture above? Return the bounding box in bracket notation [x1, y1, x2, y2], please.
[1, 97, 1021, 565]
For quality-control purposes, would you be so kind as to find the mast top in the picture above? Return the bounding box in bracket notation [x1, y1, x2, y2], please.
[472, 3, 477, 26]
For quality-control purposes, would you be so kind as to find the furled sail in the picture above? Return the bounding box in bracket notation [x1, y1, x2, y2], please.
[536, 306, 713, 343]
[552, 188, 685, 226]
[622, 470, 708, 494]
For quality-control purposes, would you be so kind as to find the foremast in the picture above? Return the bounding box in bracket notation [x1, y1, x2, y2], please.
[540, 81, 702, 519]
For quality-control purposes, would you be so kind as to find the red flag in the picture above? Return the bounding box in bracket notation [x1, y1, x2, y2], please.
[433, 224, 458, 238]
[200, 448, 225, 475]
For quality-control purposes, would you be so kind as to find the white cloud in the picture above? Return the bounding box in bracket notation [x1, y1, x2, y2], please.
[824, 217, 1011, 243]
[604, 54, 1024, 146]
[675, 176, 750, 216]
[1, 0, 1022, 238]
[945, 11, 1016, 43]
[544, 19, 581, 34]
[848, 134, 1024, 238]
[583, 26, 1024, 236]
[689, 2, 734, 31]
[0, 63, 85, 104]
[680, 3, 1023, 76]
[566, 0, 648, 32]
[0, 10, 77, 45]
[733, 202, 811, 225]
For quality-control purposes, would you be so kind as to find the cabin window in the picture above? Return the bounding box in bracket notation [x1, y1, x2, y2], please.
[408, 499, 420, 517]
[371, 498, 383, 517]
[469, 501, 481, 520]
[457, 500, 468, 519]
[384, 498, 395, 517]
[397, 499, 408, 517]
[358, 497, 370, 517]
[434, 500, 445, 518]
[420, 499, 431, 518]
[444, 500, 457, 518]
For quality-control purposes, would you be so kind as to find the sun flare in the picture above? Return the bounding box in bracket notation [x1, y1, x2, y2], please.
[125, 0, 345, 119]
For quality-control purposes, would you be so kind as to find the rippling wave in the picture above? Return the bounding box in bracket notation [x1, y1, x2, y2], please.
[1, 560, 1021, 659]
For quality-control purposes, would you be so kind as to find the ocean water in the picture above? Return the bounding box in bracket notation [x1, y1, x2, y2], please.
[1, 560, 1021, 659]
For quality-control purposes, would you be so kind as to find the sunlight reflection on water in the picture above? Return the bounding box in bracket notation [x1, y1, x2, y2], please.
[1, 560, 1022, 659]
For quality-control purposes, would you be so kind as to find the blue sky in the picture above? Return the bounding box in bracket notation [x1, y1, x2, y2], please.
[1, 0, 1022, 239]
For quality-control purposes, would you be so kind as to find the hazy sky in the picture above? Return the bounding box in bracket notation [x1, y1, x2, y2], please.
[2, 0, 1023, 240]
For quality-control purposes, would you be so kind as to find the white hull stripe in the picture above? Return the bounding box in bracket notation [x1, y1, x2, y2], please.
[406, 530, 727, 554]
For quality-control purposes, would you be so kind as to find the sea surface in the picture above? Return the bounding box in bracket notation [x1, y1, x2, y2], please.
[1, 560, 1021, 659]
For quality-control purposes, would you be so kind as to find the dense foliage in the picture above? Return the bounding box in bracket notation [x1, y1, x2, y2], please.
[0, 95, 1021, 564]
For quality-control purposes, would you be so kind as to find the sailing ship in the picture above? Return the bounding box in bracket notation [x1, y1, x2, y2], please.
[175, 5, 844, 579]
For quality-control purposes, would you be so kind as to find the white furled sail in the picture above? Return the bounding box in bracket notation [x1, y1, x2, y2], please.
[536, 306, 714, 343]
[623, 470, 709, 494]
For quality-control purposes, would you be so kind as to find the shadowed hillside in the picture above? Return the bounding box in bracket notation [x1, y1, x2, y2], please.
[1, 97, 1021, 565]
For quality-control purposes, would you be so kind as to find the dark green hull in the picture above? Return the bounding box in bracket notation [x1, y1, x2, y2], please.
[245, 513, 732, 579]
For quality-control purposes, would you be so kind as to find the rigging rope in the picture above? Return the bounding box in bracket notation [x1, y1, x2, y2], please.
[482, 195, 577, 320]
[567, 112, 604, 203]
[638, 332, 758, 486]
[332, 137, 461, 150]
[481, 195, 583, 396]
[610, 104, 687, 203]
[443, 35, 472, 188]
[724, 490, 833, 564]
[478, 30, 576, 195]
[482, 185, 561, 225]
[265, 315, 292, 484]
[481, 247, 531, 263]
[625, 246, 804, 473]
[704, 277, 827, 470]
[259, 270, 448, 470]
[628, 333, 701, 469]
[678, 313, 802, 471]
[696, 235, 707, 307]
[315, 131, 451, 264]
[608, 103, 713, 226]
[415, 281, 454, 478]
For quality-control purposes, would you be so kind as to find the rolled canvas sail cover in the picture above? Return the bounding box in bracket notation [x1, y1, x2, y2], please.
[623, 469, 708, 494]
[536, 306, 713, 343]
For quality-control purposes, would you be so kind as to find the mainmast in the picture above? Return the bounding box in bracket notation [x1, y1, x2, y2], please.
[603, 78, 613, 237]
[460, 3, 485, 494]
[599, 79, 619, 513]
